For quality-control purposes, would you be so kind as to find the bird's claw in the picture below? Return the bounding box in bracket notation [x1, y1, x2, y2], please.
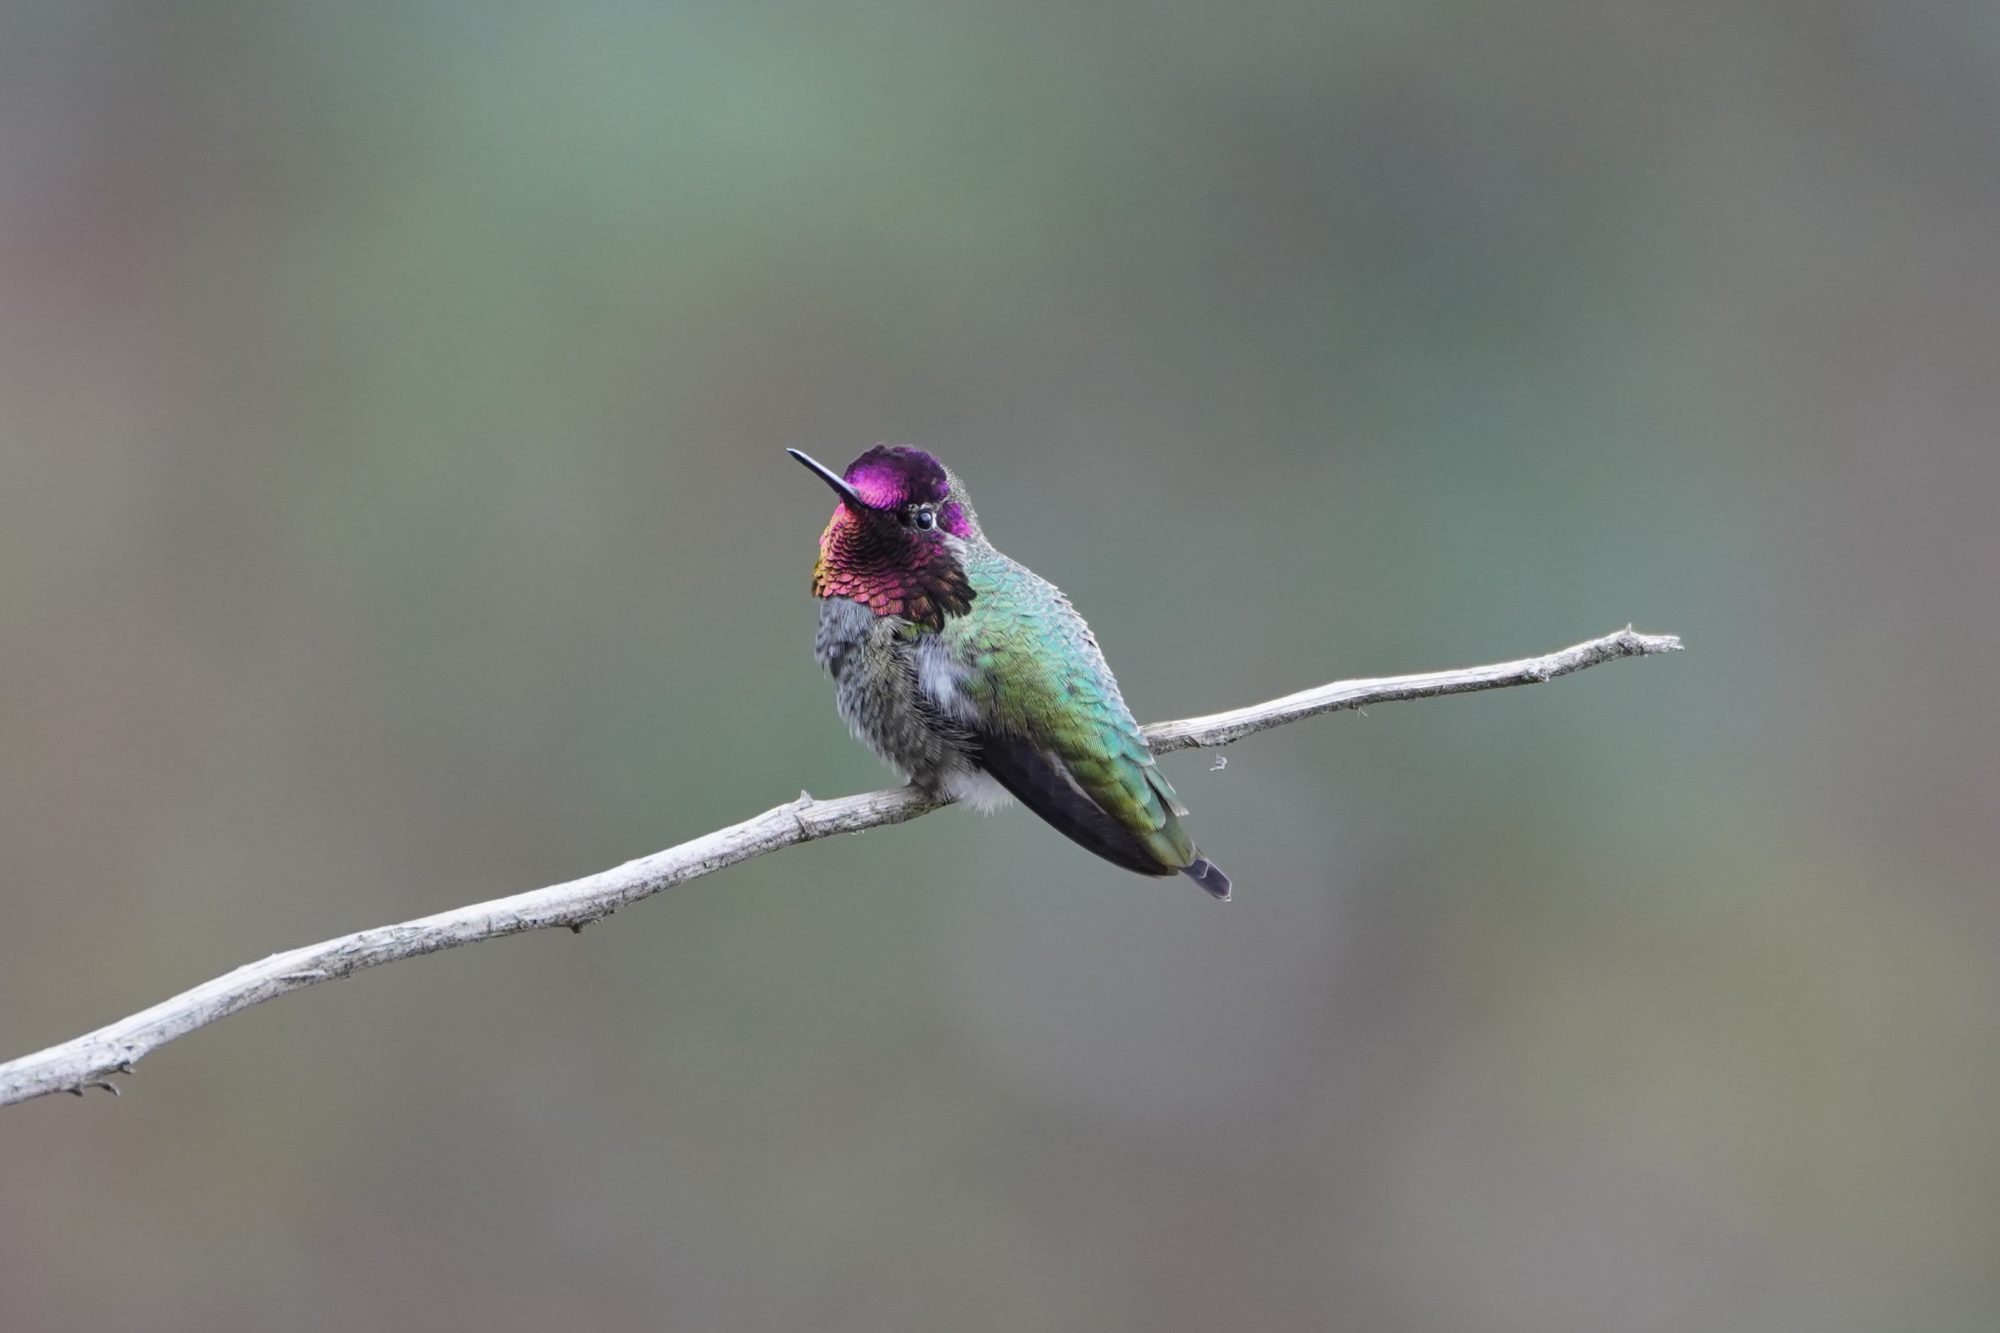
[69, 1070, 128, 1097]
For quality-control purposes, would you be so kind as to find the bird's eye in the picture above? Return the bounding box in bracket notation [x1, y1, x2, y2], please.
[913, 506, 936, 530]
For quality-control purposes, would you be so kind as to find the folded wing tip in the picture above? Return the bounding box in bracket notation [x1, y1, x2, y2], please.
[1182, 857, 1232, 901]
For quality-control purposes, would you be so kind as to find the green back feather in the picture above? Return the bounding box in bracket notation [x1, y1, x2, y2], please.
[942, 548, 1195, 869]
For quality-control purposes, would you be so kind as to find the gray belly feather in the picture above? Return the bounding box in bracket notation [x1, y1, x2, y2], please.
[815, 597, 983, 796]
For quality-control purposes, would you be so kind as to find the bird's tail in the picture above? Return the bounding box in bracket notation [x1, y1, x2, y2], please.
[970, 735, 1232, 899]
[1181, 856, 1231, 901]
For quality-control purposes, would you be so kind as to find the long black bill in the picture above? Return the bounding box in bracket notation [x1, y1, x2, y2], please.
[786, 449, 869, 511]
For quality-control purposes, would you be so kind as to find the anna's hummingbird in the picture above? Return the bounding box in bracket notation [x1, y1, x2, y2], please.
[790, 445, 1230, 899]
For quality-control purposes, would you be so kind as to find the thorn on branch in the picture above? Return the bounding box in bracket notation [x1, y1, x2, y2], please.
[790, 790, 819, 839]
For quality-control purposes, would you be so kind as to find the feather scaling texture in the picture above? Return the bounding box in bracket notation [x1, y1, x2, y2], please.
[936, 547, 1200, 874]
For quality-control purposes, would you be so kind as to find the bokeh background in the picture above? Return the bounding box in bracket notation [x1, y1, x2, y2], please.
[4, 3, 1997, 1330]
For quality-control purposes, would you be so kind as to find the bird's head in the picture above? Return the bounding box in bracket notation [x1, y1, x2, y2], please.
[789, 445, 981, 627]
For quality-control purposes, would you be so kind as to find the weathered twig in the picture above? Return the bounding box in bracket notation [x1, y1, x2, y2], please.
[0, 627, 1681, 1108]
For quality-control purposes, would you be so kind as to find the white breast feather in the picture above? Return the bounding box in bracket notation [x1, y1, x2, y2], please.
[944, 768, 1014, 812]
[915, 645, 975, 723]
[913, 638, 1011, 810]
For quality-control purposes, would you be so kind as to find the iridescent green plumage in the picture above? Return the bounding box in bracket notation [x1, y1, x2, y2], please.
[938, 545, 1200, 875]
[793, 445, 1229, 899]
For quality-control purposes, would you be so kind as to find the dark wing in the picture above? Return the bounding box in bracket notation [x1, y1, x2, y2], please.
[965, 728, 1180, 878]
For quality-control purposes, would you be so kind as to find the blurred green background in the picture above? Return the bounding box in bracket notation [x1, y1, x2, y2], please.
[4, 2, 1997, 1329]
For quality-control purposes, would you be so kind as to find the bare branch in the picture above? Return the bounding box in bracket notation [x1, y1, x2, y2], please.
[0, 627, 1680, 1108]
[1143, 626, 1683, 751]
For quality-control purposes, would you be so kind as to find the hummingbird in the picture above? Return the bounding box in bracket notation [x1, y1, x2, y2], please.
[789, 445, 1231, 899]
